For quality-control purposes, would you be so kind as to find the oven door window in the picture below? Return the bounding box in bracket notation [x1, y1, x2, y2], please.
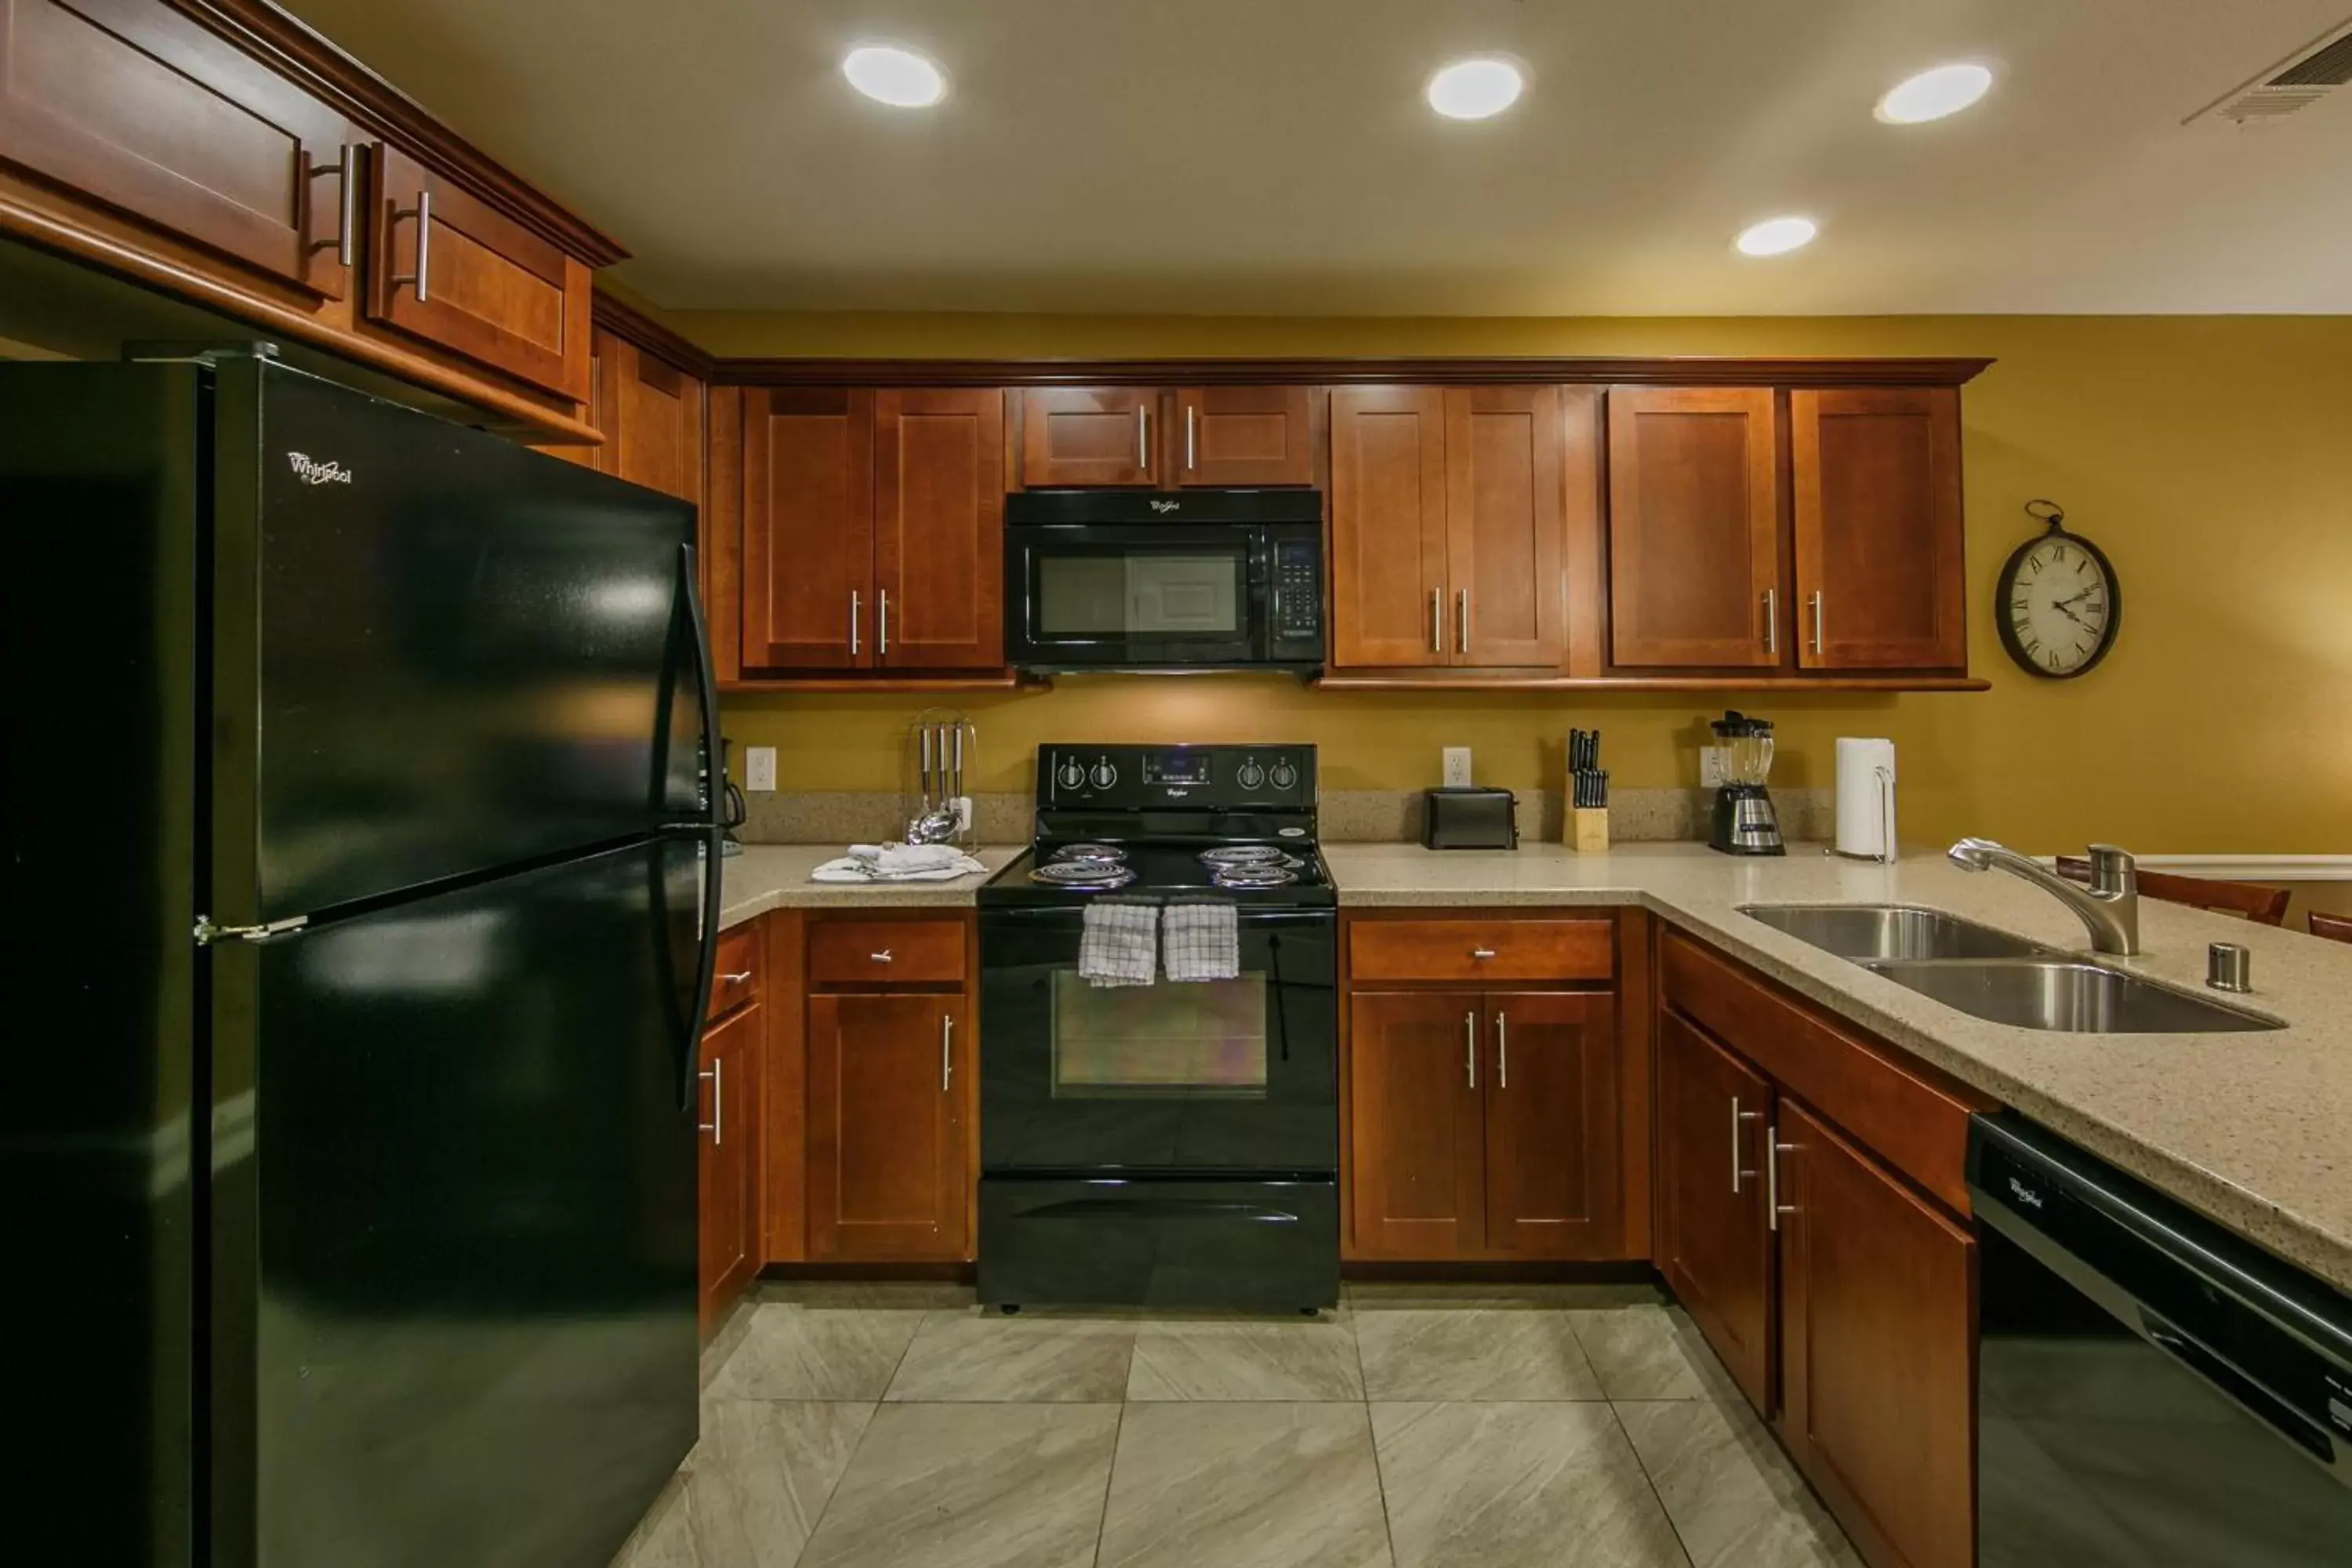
[1051, 973, 1267, 1099]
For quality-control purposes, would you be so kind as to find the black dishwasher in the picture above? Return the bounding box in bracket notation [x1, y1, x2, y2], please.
[1969, 1113, 2352, 1566]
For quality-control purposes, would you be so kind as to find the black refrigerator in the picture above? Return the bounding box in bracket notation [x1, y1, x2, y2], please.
[1, 354, 720, 1566]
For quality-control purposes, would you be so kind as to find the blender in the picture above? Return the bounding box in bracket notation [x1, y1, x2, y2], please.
[1709, 711, 1784, 855]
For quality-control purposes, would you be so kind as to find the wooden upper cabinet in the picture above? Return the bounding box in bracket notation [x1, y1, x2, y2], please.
[1776, 1095, 1976, 1568]
[0, 0, 356, 298]
[1791, 387, 1966, 672]
[697, 1000, 761, 1335]
[1174, 386, 1316, 486]
[1446, 386, 1565, 668]
[1018, 387, 1159, 487]
[1481, 990, 1617, 1258]
[591, 328, 704, 503]
[1655, 1009, 1776, 1415]
[1347, 990, 1485, 1258]
[874, 389, 1004, 669]
[806, 992, 968, 1261]
[1329, 386, 1448, 667]
[365, 143, 592, 402]
[742, 388, 875, 670]
[1607, 387, 1783, 669]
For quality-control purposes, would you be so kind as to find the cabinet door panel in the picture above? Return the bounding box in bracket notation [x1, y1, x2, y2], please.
[1656, 1010, 1776, 1414]
[1483, 990, 1618, 1257]
[1175, 385, 1315, 486]
[808, 993, 966, 1260]
[1607, 387, 1781, 668]
[875, 388, 1004, 669]
[1777, 1096, 1975, 1568]
[742, 388, 873, 670]
[592, 330, 704, 504]
[0, 0, 354, 297]
[1792, 388, 1965, 671]
[1346, 991, 1484, 1259]
[698, 1001, 761, 1334]
[1329, 386, 1447, 668]
[1018, 387, 1157, 486]
[1446, 386, 1565, 668]
[365, 144, 590, 401]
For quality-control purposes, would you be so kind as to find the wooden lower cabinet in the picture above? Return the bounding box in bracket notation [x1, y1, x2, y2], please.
[807, 992, 969, 1260]
[1654, 1008, 1776, 1414]
[1345, 988, 1621, 1261]
[698, 1000, 763, 1334]
[1777, 1096, 1976, 1568]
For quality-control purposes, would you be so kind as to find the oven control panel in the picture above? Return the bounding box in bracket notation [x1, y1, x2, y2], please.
[1040, 744, 1316, 809]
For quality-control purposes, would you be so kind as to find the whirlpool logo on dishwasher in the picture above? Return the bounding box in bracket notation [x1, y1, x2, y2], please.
[286, 452, 354, 486]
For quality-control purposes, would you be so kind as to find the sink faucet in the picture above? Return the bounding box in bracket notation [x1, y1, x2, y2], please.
[1947, 838, 2140, 956]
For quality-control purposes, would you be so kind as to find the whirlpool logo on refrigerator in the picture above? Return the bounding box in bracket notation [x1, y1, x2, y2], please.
[286, 452, 354, 486]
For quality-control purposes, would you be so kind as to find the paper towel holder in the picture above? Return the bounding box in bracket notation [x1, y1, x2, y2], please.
[1829, 760, 1899, 864]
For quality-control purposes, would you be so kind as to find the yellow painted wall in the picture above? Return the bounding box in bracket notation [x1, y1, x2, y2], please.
[693, 313, 2352, 854]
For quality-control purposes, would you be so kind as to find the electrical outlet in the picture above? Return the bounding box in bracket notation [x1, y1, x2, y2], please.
[1442, 747, 1474, 789]
[952, 797, 973, 833]
[1700, 746, 1728, 789]
[744, 746, 778, 793]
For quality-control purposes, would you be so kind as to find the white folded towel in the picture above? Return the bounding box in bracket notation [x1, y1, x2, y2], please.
[1080, 901, 1159, 987]
[1163, 901, 1240, 982]
[809, 842, 988, 884]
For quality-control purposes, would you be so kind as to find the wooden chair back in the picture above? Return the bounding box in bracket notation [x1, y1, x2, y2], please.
[2309, 910, 2352, 943]
[2054, 855, 2290, 927]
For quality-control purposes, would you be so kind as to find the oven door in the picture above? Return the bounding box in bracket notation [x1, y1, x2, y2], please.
[1006, 524, 1265, 668]
[978, 906, 1337, 1173]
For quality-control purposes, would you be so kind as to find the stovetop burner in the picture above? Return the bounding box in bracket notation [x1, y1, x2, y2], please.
[1199, 845, 1291, 868]
[1210, 863, 1300, 888]
[1029, 859, 1139, 889]
[1053, 843, 1128, 864]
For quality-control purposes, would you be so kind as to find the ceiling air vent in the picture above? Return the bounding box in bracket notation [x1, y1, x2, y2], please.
[2187, 15, 2352, 123]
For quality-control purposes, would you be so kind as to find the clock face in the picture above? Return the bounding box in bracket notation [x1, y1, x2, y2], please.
[2000, 531, 2118, 678]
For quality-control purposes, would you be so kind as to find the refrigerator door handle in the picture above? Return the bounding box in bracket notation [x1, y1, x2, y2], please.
[670, 543, 726, 1108]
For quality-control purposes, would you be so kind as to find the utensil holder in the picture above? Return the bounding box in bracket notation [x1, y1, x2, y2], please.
[1570, 808, 1610, 855]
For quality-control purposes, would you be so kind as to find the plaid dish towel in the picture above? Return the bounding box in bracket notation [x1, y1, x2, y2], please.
[1163, 900, 1240, 983]
[1080, 900, 1159, 988]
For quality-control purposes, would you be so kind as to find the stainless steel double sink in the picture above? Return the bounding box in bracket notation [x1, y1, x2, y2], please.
[1737, 905, 2282, 1033]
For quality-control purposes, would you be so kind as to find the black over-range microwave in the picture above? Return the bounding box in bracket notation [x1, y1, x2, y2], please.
[1004, 488, 1325, 673]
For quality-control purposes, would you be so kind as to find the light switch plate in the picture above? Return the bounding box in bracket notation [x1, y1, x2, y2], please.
[744, 746, 777, 793]
[1700, 746, 1728, 790]
[1442, 746, 1473, 789]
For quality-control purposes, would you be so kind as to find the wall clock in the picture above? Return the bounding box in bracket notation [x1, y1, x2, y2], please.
[1997, 499, 2121, 679]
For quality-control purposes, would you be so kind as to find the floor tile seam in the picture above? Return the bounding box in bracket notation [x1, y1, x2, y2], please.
[1356, 1322, 1403, 1568]
[1606, 1399, 1701, 1568]
[1090, 1398, 1128, 1568]
[873, 1305, 935, 1402]
[780, 1399, 882, 1568]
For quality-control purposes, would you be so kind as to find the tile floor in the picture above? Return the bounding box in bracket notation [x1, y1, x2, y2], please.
[611, 1282, 1860, 1568]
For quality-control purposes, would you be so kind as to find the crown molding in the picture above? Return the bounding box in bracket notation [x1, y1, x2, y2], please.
[711, 355, 1996, 389]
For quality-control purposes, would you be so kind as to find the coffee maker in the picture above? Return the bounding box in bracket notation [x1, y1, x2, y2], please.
[1708, 711, 1784, 855]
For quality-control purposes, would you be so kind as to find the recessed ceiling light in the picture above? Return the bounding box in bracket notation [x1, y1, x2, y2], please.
[1876, 62, 1993, 124]
[1735, 216, 1819, 257]
[1427, 58, 1524, 120]
[842, 44, 946, 108]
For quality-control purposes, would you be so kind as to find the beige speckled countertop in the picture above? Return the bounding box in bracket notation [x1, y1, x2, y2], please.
[1325, 841, 2352, 1294]
[719, 844, 1025, 930]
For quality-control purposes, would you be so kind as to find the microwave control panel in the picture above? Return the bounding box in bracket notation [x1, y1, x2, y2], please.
[1270, 539, 1323, 645]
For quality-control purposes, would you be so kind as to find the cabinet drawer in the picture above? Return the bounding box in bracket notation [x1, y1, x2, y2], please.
[1659, 930, 1993, 1213]
[706, 924, 761, 1021]
[1351, 917, 1613, 984]
[808, 918, 965, 986]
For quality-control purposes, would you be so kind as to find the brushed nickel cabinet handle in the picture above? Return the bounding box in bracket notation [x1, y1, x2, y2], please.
[1731, 1097, 1762, 1193]
[941, 1013, 954, 1092]
[1809, 591, 1825, 655]
[1185, 405, 1197, 470]
[720, 970, 753, 984]
[849, 590, 861, 655]
[1495, 1011, 1508, 1089]
[879, 589, 890, 656]
[1767, 1123, 1798, 1229]
[1465, 1011, 1477, 1088]
[1457, 590, 1469, 655]
[1471, 947, 1497, 960]
[390, 188, 431, 301]
[699, 1060, 723, 1145]
[1431, 590, 1443, 655]
[1136, 405, 1149, 470]
[1762, 589, 1778, 655]
[870, 949, 894, 963]
[308, 144, 359, 267]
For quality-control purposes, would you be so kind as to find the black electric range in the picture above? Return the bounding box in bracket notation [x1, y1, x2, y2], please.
[975, 745, 1339, 1315]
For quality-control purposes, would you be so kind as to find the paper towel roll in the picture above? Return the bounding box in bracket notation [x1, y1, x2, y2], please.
[1835, 738, 1898, 860]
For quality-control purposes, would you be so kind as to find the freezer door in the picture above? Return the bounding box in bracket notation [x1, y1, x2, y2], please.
[213, 359, 704, 924]
[207, 837, 702, 1568]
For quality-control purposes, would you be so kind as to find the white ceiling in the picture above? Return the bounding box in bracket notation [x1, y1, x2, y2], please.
[281, 0, 2352, 315]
